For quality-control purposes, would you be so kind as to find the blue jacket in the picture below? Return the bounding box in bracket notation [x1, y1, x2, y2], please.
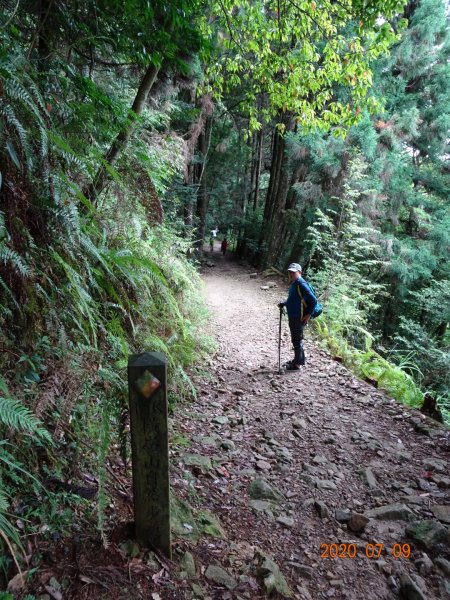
[285, 276, 317, 320]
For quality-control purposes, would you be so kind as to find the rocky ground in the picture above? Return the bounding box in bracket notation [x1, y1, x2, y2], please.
[168, 255, 450, 600]
[16, 252, 450, 600]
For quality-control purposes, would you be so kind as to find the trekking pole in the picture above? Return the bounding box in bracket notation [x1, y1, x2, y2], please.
[278, 305, 283, 374]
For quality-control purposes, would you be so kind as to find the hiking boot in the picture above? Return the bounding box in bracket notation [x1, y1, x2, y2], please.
[285, 362, 300, 371]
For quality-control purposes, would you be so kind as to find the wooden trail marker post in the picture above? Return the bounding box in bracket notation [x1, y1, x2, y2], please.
[128, 352, 171, 558]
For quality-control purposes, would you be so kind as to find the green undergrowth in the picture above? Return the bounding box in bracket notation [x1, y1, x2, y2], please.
[312, 318, 450, 425]
[0, 23, 217, 572]
[0, 219, 214, 578]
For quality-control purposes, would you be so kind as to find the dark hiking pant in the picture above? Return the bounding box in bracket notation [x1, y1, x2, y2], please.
[288, 317, 305, 365]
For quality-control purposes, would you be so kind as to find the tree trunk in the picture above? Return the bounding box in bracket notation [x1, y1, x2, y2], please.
[194, 115, 213, 249]
[263, 113, 296, 266]
[237, 130, 264, 258]
[183, 164, 194, 227]
[85, 64, 160, 202]
[248, 128, 263, 210]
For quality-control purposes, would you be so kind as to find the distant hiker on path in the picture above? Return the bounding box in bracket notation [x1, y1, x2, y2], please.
[221, 238, 228, 256]
[209, 236, 214, 252]
[278, 263, 318, 370]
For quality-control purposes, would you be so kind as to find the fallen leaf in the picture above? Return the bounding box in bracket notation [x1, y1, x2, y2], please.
[44, 585, 63, 600]
[7, 571, 30, 592]
[79, 575, 96, 584]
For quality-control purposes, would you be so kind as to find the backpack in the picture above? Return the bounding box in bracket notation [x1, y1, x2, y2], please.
[307, 282, 323, 319]
[297, 281, 323, 319]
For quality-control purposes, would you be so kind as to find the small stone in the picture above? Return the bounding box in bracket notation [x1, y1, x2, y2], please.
[387, 575, 400, 594]
[315, 501, 329, 519]
[191, 583, 205, 598]
[198, 510, 225, 538]
[258, 555, 292, 598]
[432, 505, 450, 524]
[249, 478, 281, 501]
[404, 496, 427, 505]
[183, 455, 212, 471]
[249, 499, 271, 513]
[180, 551, 196, 577]
[399, 573, 426, 600]
[335, 510, 352, 523]
[406, 520, 450, 552]
[414, 553, 433, 575]
[375, 560, 389, 574]
[316, 479, 337, 490]
[312, 454, 328, 464]
[397, 450, 412, 462]
[365, 503, 413, 521]
[435, 557, 450, 577]
[423, 458, 446, 472]
[256, 460, 271, 471]
[439, 579, 450, 599]
[418, 476, 438, 491]
[221, 439, 235, 451]
[414, 421, 432, 436]
[347, 513, 369, 533]
[324, 436, 336, 444]
[301, 498, 315, 510]
[292, 418, 307, 429]
[212, 416, 229, 425]
[361, 468, 378, 489]
[277, 515, 295, 528]
[296, 585, 312, 600]
[286, 562, 313, 578]
[432, 475, 450, 489]
[205, 565, 237, 590]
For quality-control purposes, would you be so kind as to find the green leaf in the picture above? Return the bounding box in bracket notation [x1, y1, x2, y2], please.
[5, 139, 21, 169]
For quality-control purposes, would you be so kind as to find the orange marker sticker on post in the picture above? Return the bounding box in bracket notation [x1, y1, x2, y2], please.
[135, 369, 161, 398]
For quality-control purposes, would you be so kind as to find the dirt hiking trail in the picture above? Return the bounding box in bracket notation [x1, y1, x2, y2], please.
[170, 255, 450, 600]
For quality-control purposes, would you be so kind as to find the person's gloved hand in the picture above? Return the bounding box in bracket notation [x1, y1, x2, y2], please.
[278, 302, 286, 308]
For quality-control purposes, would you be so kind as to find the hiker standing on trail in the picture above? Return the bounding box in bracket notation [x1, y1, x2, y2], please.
[209, 236, 214, 252]
[278, 263, 318, 370]
[221, 238, 228, 256]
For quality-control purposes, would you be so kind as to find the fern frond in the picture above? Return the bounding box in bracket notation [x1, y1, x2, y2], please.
[0, 441, 44, 485]
[0, 247, 30, 277]
[0, 103, 29, 148]
[48, 131, 87, 170]
[0, 396, 51, 442]
[0, 274, 18, 314]
[50, 249, 98, 345]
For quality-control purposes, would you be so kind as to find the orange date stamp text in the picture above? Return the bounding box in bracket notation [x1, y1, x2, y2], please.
[320, 543, 411, 559]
